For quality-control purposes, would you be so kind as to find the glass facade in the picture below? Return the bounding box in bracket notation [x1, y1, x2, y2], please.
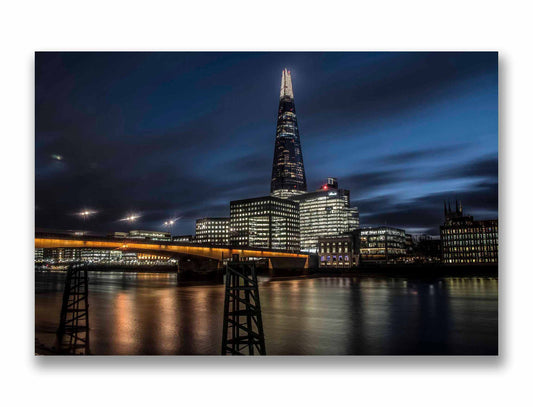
[38, 248, 174, 264]
[290, 179, 359, 252]
[41, 248, 125, 263]
[357, 227, 406, 263]
[172, 235, 194, 243]
[128, 230, 171, 241]
[195, 217, 229, 245]
[271, 68, 307, 198]
[229, 196, 300, 251]
[440, 203, 498, 264]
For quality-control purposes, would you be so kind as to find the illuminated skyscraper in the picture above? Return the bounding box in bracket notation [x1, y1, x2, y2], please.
[229, 195, 300, 251]
[270, 68, 307, 199]
[290, 178, 359, 252]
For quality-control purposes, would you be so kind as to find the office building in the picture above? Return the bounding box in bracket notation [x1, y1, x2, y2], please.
[357, 227, 406, 263]
[172, 235, 194, 243]
[35, 248, 43, 261]
[318, 234, 357, 268]
[110, 231, 128, 239]
[42, 248, 123, 263]
[195, 217, 230, 245]
[128, 230, 171, 241]
[290, 178, 359, 252]
[270, 68, 307, 198]
[230, 195, 300, 251]
[440, 201, 498, 264]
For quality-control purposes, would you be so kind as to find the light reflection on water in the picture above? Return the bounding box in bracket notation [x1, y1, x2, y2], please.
[35, 272, 498, 355]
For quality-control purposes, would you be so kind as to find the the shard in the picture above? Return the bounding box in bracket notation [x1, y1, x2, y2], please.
[270, 68, 307, 198]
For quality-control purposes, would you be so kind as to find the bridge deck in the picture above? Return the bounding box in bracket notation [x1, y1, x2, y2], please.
[35, 233, 309, 263]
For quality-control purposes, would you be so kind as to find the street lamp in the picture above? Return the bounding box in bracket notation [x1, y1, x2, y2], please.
[76, 209, 96, 233]
[121, 214, 140, 222]
[164, 219, 175, 236]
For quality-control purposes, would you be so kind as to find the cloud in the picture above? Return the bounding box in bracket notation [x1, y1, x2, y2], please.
[357, 180, 498, 235]
[376, 143, 473, 166]
[35, 52, 497, 236]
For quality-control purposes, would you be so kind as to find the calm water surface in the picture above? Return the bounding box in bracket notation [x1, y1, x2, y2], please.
[35, 271, 498, 355]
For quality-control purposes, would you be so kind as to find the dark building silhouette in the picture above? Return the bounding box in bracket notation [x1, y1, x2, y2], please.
[270, 68, 307, 199]
[413, 234, 441, 263]
[440, 201, 498, 264]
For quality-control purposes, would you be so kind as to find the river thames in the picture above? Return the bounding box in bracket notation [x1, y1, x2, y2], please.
[35, 271, 498, 355]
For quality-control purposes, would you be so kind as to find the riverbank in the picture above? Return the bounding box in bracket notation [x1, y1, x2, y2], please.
[35, 263, 498, 283]
[305, 263, 498, 279]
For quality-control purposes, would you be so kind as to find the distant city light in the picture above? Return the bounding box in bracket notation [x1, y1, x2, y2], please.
[164, 219, 177, 226]
[77, 209, 96, 219]
[120, 214, 141, 222]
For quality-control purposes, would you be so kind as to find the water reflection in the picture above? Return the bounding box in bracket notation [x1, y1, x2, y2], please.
[35, 272, 498, 355]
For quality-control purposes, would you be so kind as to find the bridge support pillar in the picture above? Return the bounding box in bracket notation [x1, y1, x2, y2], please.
[177, 256, 223, 283]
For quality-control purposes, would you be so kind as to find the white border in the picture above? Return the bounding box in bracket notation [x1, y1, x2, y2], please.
[2, 1, 532, 406]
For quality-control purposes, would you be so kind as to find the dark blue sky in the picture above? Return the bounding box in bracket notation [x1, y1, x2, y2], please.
[35, 52, 498, 236]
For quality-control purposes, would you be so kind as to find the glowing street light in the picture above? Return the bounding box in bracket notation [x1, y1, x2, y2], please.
[77, 209, 96, 221]
[164, 218, 178, 235]
[120, 214, 141, 222]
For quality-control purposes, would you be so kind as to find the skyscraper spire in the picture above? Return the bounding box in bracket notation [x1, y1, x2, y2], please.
[271, 68, 307, 198]
[280, 68, 294, 99]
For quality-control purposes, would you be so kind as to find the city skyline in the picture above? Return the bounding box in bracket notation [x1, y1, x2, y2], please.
[36, 52, 498, 236]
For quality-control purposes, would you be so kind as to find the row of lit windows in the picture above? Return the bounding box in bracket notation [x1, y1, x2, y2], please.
[320, 247, 351, 254]
[442, 229, 497, 235]
[442, 234, 497, 240]
[444, 258, 497, 263]
[443, 244, 498, 251]
[321, 255, 351, 262]
[444, 253, 498, 259]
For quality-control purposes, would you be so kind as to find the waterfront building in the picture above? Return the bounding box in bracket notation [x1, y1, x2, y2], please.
[270, 68, 307, 199]
[410, 234, 442, 263]
[42, 248, 123, 263]
[405, 233, 414, 256]
[318, 234, 357, 268]
[230, 195, 300, 251]
[172, 234, 194, 243]
[290, 178, 359, 252]
[110, 231, 128, 239]
[440, 201, 498, 264]
[128, 230, 171, 241]
[357, 227, 407, 263]
[39, 248, 177, 264]
[35, 248, 43, 261]
[195, 217, 229, 245]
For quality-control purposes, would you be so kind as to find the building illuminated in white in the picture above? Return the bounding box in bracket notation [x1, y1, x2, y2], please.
[230, 195, 300, 251]
[358, 227, 406, 263]
[128, 230, 171, 241]
[290, 178, 359, 252]
[195, 217, 229, 245]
